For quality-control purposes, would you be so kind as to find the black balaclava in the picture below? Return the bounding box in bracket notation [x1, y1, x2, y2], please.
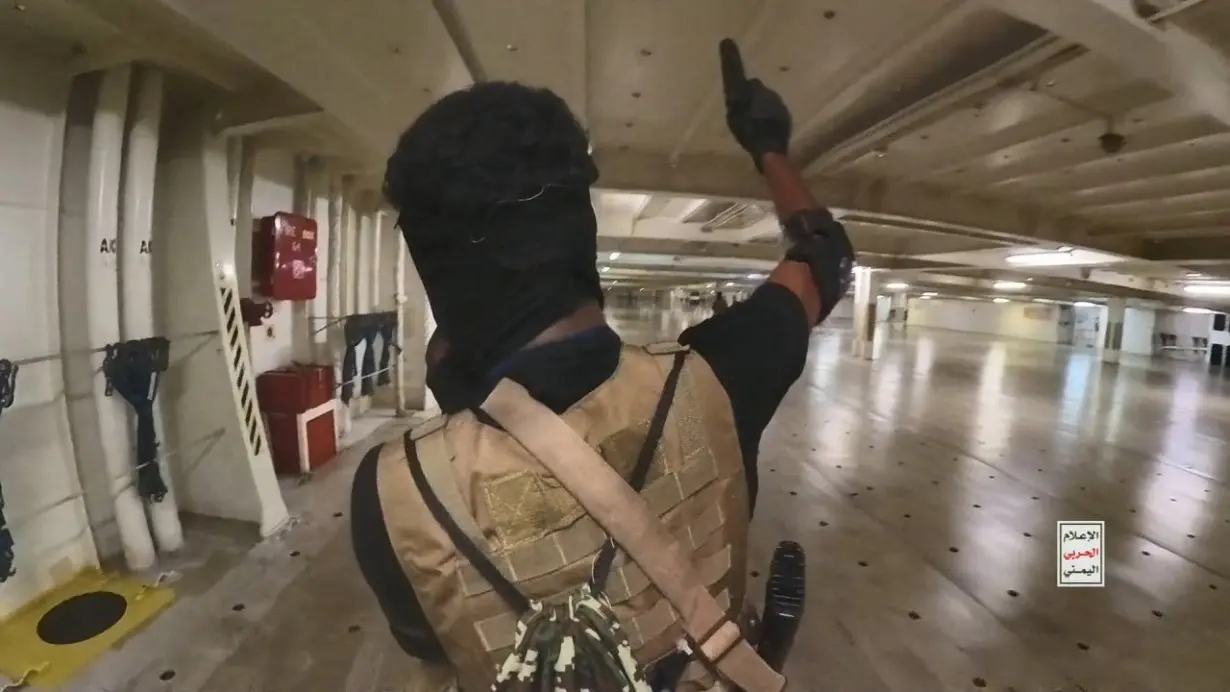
[385, 82, 603, 401]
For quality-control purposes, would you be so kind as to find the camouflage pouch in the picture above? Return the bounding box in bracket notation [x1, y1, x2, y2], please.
[494, 583, 651, 692]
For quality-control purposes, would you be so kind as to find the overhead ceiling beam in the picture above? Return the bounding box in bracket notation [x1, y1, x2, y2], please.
[431, 0, 488, 82]
[1080, 188, 1230, 215]
[596, 235, 783, 261]
[984, 0, 1230, 127]
[214, 97, 329, 137]
[1144, 236, 1230, 262]
[973, 118, 1226, 190]
[790, 0, 978, 154]
[62, 2, 250, 91]
[593, 148, 1145, 256]
[667, 0, 782, 164]
[799, 35, 1078, 175]
[893, 81, 1169, 182]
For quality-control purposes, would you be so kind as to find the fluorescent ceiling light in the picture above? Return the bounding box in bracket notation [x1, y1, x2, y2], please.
[1006, 251, 1074, 266]
[920, 295, 933, 299]
[1073, 301, 1096, 307]
[1184, 283, 1230, 296]
[609, 251, 621, 261]
[1183, 307, 1214, 314]
[922, 291, 937, 297]
[993, 280, 1027, 290]
[992, 297, 1009, 303]
[747, 273, 766, 280]
[885, 281, 909, 290]
[1033, 298, 1055, 304]
[1057, 246, 1072, 252]
[600, 266, 609, 272]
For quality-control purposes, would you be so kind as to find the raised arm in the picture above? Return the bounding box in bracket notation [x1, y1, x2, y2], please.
[719, 39, 854, 325]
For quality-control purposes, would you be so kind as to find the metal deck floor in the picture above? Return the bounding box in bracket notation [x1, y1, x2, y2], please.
[59, 313, 1230, 692]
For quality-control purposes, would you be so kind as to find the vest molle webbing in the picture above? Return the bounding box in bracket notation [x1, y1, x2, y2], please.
[376, 343, 751, 692]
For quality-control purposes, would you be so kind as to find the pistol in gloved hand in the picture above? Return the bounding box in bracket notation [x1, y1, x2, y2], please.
[719, 38, 792, 172]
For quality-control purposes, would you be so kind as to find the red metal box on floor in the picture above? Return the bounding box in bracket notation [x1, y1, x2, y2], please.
[265, 409, 337, 476]
[252, 212, 319, 300]
[256, 365, 334, 414]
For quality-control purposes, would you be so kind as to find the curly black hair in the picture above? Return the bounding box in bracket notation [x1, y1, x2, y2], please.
[384, 81, 597, 234]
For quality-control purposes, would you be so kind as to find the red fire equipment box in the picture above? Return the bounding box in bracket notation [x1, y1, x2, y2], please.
[253, 212, 318, 300]
[256, 364, 338, 476]
[256, 364, 333, 414]
[265, 409, 337, 476]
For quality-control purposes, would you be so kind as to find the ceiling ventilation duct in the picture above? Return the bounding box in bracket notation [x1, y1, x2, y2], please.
[683, 200, 771, 232]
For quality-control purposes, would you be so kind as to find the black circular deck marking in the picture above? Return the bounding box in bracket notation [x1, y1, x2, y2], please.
[1076, 642, 1089, 651]
[972, 678, 987, 688]
[1152, 610, 1163, 617]
[1007, 589, 1019, 597]
[948, 547, 959, 553]
[160, 670, 176, 681]
[907, 611, 921, 620]
[37, 591, 128, 645]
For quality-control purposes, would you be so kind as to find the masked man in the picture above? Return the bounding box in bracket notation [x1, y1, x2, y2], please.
[351, 40, 853, 692]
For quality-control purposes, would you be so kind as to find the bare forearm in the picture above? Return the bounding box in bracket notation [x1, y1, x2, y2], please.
[759, 153, 822, 324]
[761, 153, 815, 219]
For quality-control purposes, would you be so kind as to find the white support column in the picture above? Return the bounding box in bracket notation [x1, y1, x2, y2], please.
[89, 64, 157, 572]
[289, 155, 314, 362]
[393, 221, 408, 416]
[1102, 297, 1127, 364]
[890, 291, 908, 331]
[370, 211, 383, 311]
[851, 268, 880, 361]
[401, 256, 431, 411]
[120, 64, 184, 555]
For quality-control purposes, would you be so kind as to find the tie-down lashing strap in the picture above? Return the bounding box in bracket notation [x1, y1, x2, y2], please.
[480, 379, 786, 692]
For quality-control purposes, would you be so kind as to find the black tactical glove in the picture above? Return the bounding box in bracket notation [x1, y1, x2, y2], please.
[720, 39, 792, 172]
[782, 208, 856, 325]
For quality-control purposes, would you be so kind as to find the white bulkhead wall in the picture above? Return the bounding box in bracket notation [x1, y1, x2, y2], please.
[907, 298, 1063, 342]
[245, 149, 299, 375]
[153, 105, 288, 535]
[0, 51, 98, 619]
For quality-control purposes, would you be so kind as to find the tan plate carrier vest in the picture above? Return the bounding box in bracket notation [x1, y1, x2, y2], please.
[375, 342, 752, 692]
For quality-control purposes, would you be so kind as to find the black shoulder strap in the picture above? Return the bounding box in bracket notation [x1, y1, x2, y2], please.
[404, 433, 531, 613]
[591, 350, 689, 590]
